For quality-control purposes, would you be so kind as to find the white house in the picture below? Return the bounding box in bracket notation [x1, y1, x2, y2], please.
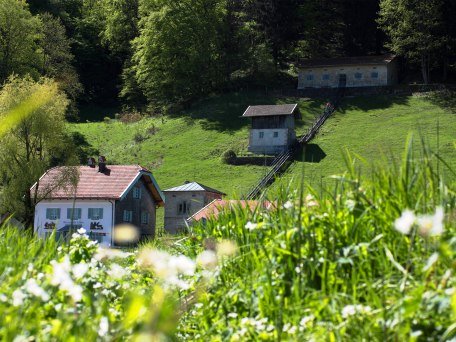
[243, 104, 300, 155]
[32, 158, 164, 247]
[297, 54, 398, 89]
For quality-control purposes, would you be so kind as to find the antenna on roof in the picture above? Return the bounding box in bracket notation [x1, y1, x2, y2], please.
[87, 157, 96, 168]
[98, 156, 107, 173]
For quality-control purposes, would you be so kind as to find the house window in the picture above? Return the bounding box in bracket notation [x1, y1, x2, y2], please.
[371, 72, 379, 79]
[273, 131, 279, 138]
[88, 208, 104, 220]
[355, 72, 363, 79]
[178, 201, 190, 215]
[133, 187, 142, 199]
[259, 132, 264, 139]
[67, 208, 82, 220]
[322, 74, 330, 80]
[123, 210, 133, 222]
[46, 208, 60, 220]
[141, 212, 149, 225]
[306, 74, 314, 81]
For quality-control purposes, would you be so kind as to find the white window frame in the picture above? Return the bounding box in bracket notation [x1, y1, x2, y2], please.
[67, 208, 82, 220]
[46, 208, 61, 220]
[259, 131, 264, 139]
[273, 131, 279, 138]
[88, 208, 104, 220]
[178, 202, 190, 215]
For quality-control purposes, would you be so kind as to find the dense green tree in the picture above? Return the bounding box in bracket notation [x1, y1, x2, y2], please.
[378, 0, 445, 83]
[0, 0, 41, 81]
[0, 76, 77, 225]
[131, 0, 226, 107]
[38, 13, 82, 116]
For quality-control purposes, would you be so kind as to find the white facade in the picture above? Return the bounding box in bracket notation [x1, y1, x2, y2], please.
[34, 200, 114, 247]
[298, 63, 398, 89]
[248, 128, 295, 154]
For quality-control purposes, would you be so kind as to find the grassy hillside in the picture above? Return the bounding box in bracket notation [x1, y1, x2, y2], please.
[72, 92, 324, 195]
[274, 93, 456, 193]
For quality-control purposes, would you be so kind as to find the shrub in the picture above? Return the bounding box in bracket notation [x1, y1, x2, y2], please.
[103, 117, 111, 124]
[119, 111, 142, 124]
[133, 131, 147, 143]
[221, 149, 237, 165]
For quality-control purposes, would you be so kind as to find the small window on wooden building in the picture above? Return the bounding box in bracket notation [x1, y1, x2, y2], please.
[178, 201, 190, 215]
[322, 74, 330, 80]
[355, 72, 363, 79]
[88, 208, 103, 220]
[259, 132, 264, 139]
[46, 208, 60, 220]
[371, 72, 379, 79]
[123, 210, 133, 222]
[273, 131, 279, 138]
[67, 208, 82, 220]
[133, 187, 142, 199]
[141, 212, 149, 224]
[306, 74, 314, 81]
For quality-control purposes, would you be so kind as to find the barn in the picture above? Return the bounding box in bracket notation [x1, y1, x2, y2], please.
[297, 54, 398, 89]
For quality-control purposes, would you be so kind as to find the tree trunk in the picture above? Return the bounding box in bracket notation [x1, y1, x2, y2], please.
[421, 54, 429, 84]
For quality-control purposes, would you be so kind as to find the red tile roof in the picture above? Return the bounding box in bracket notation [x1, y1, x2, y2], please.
[188, 199, 274, 222]
[31, 165, 164, 205]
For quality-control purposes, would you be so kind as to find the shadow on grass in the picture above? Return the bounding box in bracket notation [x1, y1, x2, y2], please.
[337, 94, 410, 114]
[294, 144, 327, 163]
[169, 91, 326, 133]
[425, 90, 456, 114]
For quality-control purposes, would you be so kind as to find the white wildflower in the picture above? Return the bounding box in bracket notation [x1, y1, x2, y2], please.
[0, 294, 7, 302]
[12, 289, 26, 306]
[345, 199, 356, 211]
[283, 323, 297, 334]
[283, 201, 293, 209]
[417, 207, 444, 237]
[94, 248, 133, 261]
[98, 317, 109, 337]
[245, 221, 257, 231]
[27, 263, 34, 272]
[107, 263, 129, 280]
[305, 194, 319, 207]
[168, 255, 196, 276]
[93, 282, 103, 289]
[394, 209, 416, 235]
[72, 263, 89, 279]
[228, 312, 238, 318]
[299, 315, 315, 330]
[24, 279, 49, 301]
[77, 228, 87, 235]
[196, 250, 218, 270]
[341, 304, 372, 318]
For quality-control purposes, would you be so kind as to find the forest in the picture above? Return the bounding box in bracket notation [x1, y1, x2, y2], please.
[1, 0, 455, 113]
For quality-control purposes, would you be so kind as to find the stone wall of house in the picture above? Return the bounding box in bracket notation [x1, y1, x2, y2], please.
[297, 64, 395, 89]
[248, 128, 294, 155]
[164, 191, 222, 234]
[115, 177, 157, 240]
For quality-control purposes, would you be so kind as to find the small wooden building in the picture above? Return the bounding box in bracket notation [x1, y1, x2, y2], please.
[243, 104, 300, 155]
[163, 181, 225, 234]
[32, 158, 165, 246]
[297, 54, 398, 89]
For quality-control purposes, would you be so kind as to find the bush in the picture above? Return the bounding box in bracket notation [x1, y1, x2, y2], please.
[221, 149, 237, 165]
[133, 131, 147, 143]
[119, 111, 142, 124]
[103, 117, 111, 124]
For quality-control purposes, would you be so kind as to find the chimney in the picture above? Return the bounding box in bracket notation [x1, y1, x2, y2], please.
[87, 157, 96, 168]
[98, 156, 107, 173]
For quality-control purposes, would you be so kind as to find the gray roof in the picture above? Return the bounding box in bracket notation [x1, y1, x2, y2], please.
[242, 104, 298, 117]
[298, 54, 396, 68]
[163, 182, 226, 195]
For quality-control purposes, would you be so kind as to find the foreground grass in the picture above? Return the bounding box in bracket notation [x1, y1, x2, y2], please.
[2, 142, 456, 340]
